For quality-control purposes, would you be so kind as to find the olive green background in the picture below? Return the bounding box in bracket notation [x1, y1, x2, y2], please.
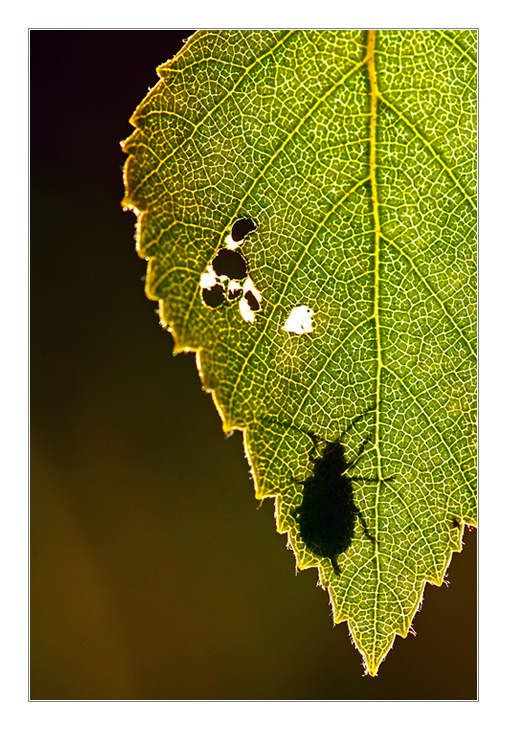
[30, 30, 476, 700]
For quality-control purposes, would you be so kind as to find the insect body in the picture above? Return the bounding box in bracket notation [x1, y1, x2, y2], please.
[295, 440, 374, 573]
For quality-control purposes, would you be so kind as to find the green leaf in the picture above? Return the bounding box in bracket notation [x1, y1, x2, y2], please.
[121, 29, 477, 675]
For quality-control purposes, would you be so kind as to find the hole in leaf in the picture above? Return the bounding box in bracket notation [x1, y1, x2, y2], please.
[212, 248, 249, 280]
[202, 283, 226, 308]
[244, 289, 261, 312]
[200, 269, 217, 289]
[283, 305, 314, 334]
[231, 217, 257, 242]
[239, 278, 262, 323]
[227, 281, 242, 300]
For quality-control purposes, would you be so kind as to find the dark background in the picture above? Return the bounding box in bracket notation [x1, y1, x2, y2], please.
[30, 30, 477, 700]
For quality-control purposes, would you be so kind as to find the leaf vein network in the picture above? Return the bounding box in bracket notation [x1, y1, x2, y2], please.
[382, 363, 469, 486]
[380, 233, 476, 360]
[434, 29, 477, 68]
[224, 175, 370, 425]
[378, 95, 476, 210]
[178, 56, 370, 344]
[129, 30, 299, 201]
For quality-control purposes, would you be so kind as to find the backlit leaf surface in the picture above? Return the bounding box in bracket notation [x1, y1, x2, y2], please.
[122, 29, 477, 674]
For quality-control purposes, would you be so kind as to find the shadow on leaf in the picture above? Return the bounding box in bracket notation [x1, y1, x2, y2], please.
[295, 440, 374, 573]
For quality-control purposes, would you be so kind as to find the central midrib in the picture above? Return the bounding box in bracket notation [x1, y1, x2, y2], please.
[366, 27, 384, 671]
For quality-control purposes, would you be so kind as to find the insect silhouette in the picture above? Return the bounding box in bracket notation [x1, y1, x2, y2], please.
[295, 439, 375, 573]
